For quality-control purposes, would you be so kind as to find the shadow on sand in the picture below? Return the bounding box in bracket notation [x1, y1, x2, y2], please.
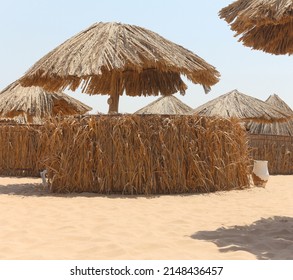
[0, 177, 163, 199]
[0, 179, 59, 197]
[191, 216, 293, 260]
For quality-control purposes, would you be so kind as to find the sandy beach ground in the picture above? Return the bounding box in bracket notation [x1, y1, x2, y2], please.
[0, 175, 292, 260]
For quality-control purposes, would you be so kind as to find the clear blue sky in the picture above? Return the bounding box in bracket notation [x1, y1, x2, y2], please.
[0, 0, 292, 113]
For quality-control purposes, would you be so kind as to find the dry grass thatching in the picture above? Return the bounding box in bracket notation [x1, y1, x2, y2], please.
[246, 94, 293, 135]
[192, 89, 290, 123]
[234, 22, 293, 55]
[0, 118, 19, 124]
[19, 22, 220, 113]
[219, 0, 293, 28]
[0, 81, 92, 124]
[219, 0, 293, 55]
[246, 120, 293, 136]
[0, 124, 45, 177]
[248, 134, 293, 174]
[39, 115, 251, 194]
[265, 94, 293, 115]
[134, 95, 192, 115]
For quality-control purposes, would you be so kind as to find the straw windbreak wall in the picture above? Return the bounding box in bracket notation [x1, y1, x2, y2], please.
[0, 124, 45, 177]
[41, 115, 251, 194]
[248, 134, 293, 175]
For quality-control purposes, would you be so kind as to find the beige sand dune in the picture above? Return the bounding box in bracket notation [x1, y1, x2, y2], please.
[0, 175, 292, 260]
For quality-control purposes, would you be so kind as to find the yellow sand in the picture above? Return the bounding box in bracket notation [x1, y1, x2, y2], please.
[0, 175, 292, 260]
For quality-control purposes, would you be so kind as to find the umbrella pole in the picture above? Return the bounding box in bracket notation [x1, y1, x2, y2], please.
[107, 93, 120, 114]
[108, 72, 122, 114]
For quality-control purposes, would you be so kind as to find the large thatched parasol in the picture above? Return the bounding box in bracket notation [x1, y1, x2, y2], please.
[219, 0, 293, 55]
[134, 95, 192, 115]
[246, 94, 293, 135]
[192, 89, 290, 122]
[0, 80, 92, 123]
[19, 22, 220, 113]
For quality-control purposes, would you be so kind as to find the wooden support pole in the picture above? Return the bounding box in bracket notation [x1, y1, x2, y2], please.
[108, 72, 122, 114]
[107, 93, 120, 114]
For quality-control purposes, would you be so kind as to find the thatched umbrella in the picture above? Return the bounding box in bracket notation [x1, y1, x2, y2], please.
[265, 94, 293, 115]
[0, 81, 92, 123]
[134, 95, 192, 115]
[19, 22, 220, 113]
[246, 118, 293, 135]
[192, 89, 290, 122]
[246, 94, 293, 135]
[219, 0, 293, 55]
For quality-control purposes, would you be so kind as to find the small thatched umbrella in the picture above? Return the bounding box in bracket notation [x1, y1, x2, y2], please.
[19, 22, 220, 113]
[0, 81, 92, 123]
[246, 94, 293, 135]
[134, 95, 192, 115]
[246, 118, 293, 135]
[219, 0, 293, 55]
[192, 89, 290, 123]
[265, 94, 293, 115]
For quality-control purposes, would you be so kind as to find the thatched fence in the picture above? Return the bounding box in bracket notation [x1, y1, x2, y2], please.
[0, 123, 44, 177]
[0, 115, 251, 194]
[248, 134, 293, 175]
[40, 115, 250, 194]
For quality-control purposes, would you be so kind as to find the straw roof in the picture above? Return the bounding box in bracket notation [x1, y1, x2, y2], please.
[134, 95, 193, 115]
[219, 0, 293, 55]
[219, 0, 293, 27]
[192, 89, 290, 122]
[19, 22, 220, 113]
[246, 93, 293, 135]
[265, 94, 293, 115]
[233, 22, 293, 55]
[0, 81, 92, 123]
[246, 119, 293, 135]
